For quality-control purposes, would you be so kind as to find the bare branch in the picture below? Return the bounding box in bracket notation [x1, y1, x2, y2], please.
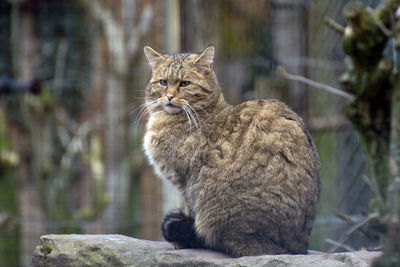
[335, 210, 357, 225]
[277, 66, 355, 100]
[87, 1, 153, 73]
[335, 210, 380, 241]
[328, 213, 379, 253]
[308, 116, 350, 130]
[362, 174, 386, 214]
[127, 4, 154, 59]
[88, 1, 126, 73]
[366, 7, 393, 37]
[325, 238, 356, 252]
[324, 17, 345, 34]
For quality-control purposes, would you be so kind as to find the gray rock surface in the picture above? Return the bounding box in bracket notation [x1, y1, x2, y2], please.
[31, 234, 380, 267]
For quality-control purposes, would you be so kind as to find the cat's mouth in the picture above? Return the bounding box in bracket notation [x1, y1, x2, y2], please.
[164, 103, 182, 114]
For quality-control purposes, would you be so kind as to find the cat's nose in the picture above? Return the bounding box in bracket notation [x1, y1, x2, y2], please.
[167, 93, 175, 101]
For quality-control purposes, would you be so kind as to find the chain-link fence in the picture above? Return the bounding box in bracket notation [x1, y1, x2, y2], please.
[0, 0, 382, 266]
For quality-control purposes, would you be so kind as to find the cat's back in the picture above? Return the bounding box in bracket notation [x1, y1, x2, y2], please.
[226, 98, 308, 135]
[202, 97, 320, 205]
[209, 98, 319, 169]
[195, 98, 320, 255]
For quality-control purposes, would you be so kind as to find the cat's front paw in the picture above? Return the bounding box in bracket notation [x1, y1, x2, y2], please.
[161, 209, 198, 248]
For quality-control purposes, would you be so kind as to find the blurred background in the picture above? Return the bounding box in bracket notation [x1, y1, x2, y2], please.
[0, 0, 382, 266]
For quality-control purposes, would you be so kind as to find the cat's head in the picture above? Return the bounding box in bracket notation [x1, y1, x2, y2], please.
[143, 46, 220, 115]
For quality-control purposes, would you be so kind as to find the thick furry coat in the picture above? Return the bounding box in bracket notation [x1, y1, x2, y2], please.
[142, 46, 320, 257]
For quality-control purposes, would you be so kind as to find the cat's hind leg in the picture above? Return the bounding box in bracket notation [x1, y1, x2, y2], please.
[161, 209, 206, 249]
[219, 232, 288, 257]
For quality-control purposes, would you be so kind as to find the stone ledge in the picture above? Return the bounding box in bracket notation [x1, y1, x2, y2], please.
[31, 234, 380, 267]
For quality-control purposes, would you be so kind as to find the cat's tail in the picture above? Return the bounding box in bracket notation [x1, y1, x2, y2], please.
[161, 209, 206, 249]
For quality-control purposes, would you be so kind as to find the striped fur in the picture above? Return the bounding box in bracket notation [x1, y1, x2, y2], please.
[142, 46, 320, 257]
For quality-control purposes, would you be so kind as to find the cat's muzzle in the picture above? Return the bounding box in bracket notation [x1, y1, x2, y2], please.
[163, 102, 181, 114]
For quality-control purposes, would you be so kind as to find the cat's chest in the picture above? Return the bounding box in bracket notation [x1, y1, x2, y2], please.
[143, 113, 199, 184]
[144, 113, 186, 156]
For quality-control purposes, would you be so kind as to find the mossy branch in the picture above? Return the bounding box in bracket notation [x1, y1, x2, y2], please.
[366, 7, 393, 37]
[332, 1, 400, 265]
[362, 57, 394, 99]
[342, 2, 388, 72]
[375, 0, 400, 25]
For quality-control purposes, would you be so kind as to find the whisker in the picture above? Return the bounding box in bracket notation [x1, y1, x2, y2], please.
[185, 104, 201, 126]
[143, 101, 160, 114]
[135, 102, 157, 119]
[184, 103, 201, 135]
[135, 99, 160, 124]
[129, 98, 158, 115]
[186, 107, 199, 130]
[192, 103, 209, 115]
[185, 97, 210, 116]
[139, 104, 159, 122]
[181, 105, 193, 134]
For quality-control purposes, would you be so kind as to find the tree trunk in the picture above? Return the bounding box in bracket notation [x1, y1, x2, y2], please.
[328, 0, 400, 265]
[86, 0, 154, 232]
[271, 0, 308, 118]
[14, 7, 45, 266]
[338, 1, 398, 213]
[373, 56, 400, 267]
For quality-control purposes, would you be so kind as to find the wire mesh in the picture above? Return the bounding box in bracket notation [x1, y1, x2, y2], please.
[0, 0, 383, 265]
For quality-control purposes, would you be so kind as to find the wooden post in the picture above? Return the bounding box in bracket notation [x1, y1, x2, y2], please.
[161, 0, 182, 215]
[270, 0, 308, 119]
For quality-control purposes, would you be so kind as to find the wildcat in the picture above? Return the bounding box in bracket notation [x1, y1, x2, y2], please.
[142, 46, 320, 257]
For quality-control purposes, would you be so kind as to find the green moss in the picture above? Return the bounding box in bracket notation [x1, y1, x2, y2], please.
[48, 239, 128, 266]
[40, 245, 53, 255]
[76, 246, 126, 266]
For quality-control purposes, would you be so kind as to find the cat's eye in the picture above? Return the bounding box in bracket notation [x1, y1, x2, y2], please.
[179, 81, 190, 87]
[160, 80, 168, 86]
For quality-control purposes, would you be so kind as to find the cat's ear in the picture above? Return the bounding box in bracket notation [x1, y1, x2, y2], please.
[194, 46, 215, 68]
[144, 46, 165, 68]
